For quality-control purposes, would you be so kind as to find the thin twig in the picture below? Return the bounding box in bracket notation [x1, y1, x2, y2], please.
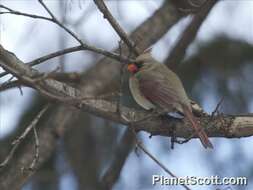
[211, 96, 224, 118]
[27, 45, 131, 66]
[93, 0, 139, 55]
[0, 2, 134, 77]
[121, 114, 192, 190]
[131, 129, 191, 190]
[38, 0, 83, 45]
[38, 0, 136, 65]
[0, 79, 23, 92]
[120, 116, 191, 189]
[18, 83, 24, 95]
[0, 71, 9, 78]
[0, 4, 52, 21]
[0, 104, 49, 169]
[0, 45, 135, 78]
[28, 126, 40, 171]
[27, 45, 84, 67]
[37, 0, 57, 20]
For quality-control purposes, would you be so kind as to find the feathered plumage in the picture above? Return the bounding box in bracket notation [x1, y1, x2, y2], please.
[128, 52, 213, 149]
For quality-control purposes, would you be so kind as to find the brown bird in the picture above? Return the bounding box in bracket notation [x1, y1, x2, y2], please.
[127, 50, 213, 149]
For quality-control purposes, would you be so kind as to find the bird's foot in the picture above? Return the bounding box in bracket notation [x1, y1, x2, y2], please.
[169, 124, 181, 149]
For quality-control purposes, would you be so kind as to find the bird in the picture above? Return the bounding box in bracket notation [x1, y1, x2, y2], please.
[127, 50, 213, 149]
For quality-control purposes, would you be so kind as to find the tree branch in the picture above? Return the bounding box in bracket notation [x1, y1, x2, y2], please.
[37, 0, 83, 45]
[0, 45, 134, 79]
[0, 79, 23, 92]
[0, 4, 52, 21]
[0, 104, 53, 190]
[1, 45, 253, 139]
[1, 2, 252, 188]
[93, 0, 139, 55]
[0, 2, 196, 189]
[0, 2, 134, 79]
[0, 104, 49, 169]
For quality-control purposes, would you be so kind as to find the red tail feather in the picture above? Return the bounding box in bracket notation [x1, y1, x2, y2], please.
[183, 106, 213, 149]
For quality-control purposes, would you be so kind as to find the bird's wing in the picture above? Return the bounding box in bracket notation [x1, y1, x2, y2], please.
[129, 76, 156, 110]
[137, 71, 182, 112]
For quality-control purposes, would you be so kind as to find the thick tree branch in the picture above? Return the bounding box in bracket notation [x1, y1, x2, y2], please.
[80, 1, 183, 96]
[1, 45, 253, 139]
[0, 2, 205, 189]
[1, 44, 253, 190]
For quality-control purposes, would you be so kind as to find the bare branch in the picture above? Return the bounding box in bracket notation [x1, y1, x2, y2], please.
[38, 0, 138, 63]
[28, 126, 40, 171]
[0, 4, 52, 21]
[0, 45, 135, 78]
[26, 45, 133, 66]
[0, 1, 193, 190]
[135, 139, 191, 190]
[0, 2, 134, 81]
[0, 104, 49, 169]
[1, 45, 253, 140]
[37, 0, 57, 20]
[101, 128, 192, 190]
[38, 0, 84, 44]
[0, 79, 23, 92]
[94, 0, 139, 55]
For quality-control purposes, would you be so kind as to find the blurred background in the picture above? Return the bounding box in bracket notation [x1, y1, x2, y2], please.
[0, 0, 253, 190]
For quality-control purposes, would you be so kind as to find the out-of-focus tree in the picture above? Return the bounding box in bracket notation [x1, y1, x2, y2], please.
[0, 1, 253, 190]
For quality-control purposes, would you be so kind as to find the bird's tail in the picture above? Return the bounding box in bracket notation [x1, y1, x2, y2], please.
[183, 106, 213, 149]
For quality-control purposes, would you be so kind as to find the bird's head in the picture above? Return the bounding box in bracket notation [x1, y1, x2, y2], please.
[127, 63, 139, 74]
[127, 48, 153, 74]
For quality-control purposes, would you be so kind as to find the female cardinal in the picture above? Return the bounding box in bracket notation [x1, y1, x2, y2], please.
[127, 51, 213, 149]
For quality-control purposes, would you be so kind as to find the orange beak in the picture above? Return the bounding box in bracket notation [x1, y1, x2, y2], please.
[127, 63, 138, 73]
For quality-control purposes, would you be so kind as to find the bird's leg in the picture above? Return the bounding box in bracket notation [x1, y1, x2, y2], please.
[170, 125, 176, 149]
[162, 111, 188, 148]
[169, 125, 192, 148]
[160, 114, 181, 149]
